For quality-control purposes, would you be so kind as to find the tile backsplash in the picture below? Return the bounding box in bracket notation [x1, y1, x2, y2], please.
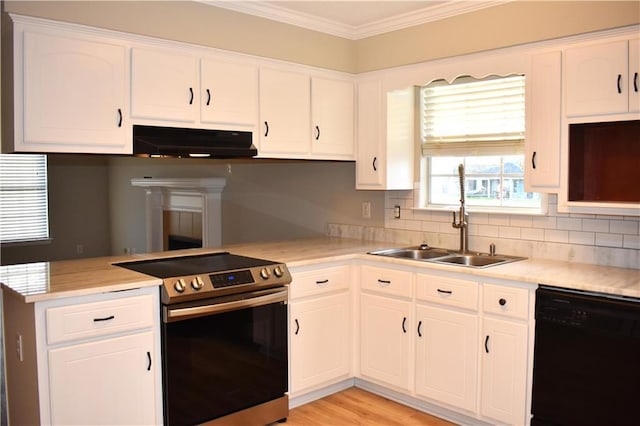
[328, 192, 640, 270]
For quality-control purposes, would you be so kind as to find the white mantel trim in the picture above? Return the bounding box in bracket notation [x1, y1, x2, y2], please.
[131, 178, 227, 252]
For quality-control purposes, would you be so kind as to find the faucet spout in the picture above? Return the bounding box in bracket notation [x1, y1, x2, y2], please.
[451, 164, 470, 253]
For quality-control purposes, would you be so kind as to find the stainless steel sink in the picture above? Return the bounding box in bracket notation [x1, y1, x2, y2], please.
[368, 246, 525, 268]
[430, 253, 524, 268]
[369, 246, 451, 260]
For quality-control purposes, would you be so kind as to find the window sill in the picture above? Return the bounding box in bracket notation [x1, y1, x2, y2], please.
[414, 204, 548, 216]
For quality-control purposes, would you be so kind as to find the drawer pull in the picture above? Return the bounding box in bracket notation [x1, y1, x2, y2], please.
[206, 88, 211, 106]
[93, 315, 115, 322]
[147, 351, 152, 371]
[189, 87, 194, 104]
[485, 335, 490, 353]
[377, 279, 391, 287]
[315, 279, 329, 285]
[402, 317, 407, 333]
[437, 288, 453, 295]
[499, 298, 507, 306]
[417, 320, 423, 337]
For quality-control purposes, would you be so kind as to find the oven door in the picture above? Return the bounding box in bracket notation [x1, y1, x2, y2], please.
[161, 287, 288, 426]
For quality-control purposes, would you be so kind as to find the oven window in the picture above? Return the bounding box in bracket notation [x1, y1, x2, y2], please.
[162, 301, 288, 426]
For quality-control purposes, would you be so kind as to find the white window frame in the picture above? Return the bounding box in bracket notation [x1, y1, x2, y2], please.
[417, 75, 545, 215]
[0, 154, 51, 245]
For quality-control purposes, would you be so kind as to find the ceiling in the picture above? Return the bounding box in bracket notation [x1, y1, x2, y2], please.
[203, 1, 507, 39]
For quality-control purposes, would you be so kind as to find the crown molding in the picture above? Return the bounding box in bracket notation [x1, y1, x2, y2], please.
[199, 1, 510, 40]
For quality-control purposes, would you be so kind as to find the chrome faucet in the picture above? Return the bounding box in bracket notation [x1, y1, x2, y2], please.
[452, 163, 470, 254]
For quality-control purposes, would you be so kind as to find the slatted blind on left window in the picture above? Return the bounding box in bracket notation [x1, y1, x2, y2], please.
[0, 154, 50, 243]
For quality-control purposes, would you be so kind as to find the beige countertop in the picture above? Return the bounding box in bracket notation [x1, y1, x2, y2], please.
[2, 237, 639, 302]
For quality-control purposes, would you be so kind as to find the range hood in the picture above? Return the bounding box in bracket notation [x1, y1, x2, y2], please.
[133, 125, 257, 158]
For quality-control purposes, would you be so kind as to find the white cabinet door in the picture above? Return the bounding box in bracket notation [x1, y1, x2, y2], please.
[48, 331, 157, 425]
[311, 77, 354, 158]
[200, 59, 258, 126]
[259, 68, 310, 155]
[565, 40, 629, 116]
[480, 317, 528, 426]
[356, 79, 383, 187]
[415, 304, 478, 412]
[360, 293, 411, 390]
[525, 51, 562, 192]
[355, 81, 414, 190]
[20, 31, 128, 153]
[629, 38, 640, 113]
[131, 48, 198, 123]
[290, 292, 350, 394]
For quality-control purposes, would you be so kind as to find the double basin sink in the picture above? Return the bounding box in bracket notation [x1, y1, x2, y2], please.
[368, 245, 525, 268]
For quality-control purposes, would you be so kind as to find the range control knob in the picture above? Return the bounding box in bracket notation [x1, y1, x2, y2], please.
[260, 268, 271, 280]
[191, 276, 205, 290]
[174, 279, 186, 293]
[274, 266, 284, 278]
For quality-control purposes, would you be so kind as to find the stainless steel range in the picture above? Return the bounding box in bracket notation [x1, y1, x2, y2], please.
[116, 252, 292, 426]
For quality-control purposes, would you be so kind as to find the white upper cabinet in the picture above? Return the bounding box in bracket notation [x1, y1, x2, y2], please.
[131, 48, 199, 123]
[259, 67, 311, 156]
[310, 76, 354, 158]
[356, 79, 414, 190]
[525, 51, 562, 192]
[259, 68, 354, 159]
[200, 59, 258, 126]
[629, 38, 640, 113]
[11, 26, 130, 154]
[131, 47, 259, 129]
[565, 38, 640, 116]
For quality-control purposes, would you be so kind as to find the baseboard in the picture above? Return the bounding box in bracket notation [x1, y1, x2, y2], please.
[289, 378, 355, 408]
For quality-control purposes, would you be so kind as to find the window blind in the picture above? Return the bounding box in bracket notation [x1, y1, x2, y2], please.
[0, 154, 50, 244]
[421, 75, 525, 156]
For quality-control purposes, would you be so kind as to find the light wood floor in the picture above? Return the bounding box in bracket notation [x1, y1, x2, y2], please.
[284, 387, 456, 426]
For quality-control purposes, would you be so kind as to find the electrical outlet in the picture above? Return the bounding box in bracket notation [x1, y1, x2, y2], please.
[76, 244, 83, 254]
[362, 201, 371, 219]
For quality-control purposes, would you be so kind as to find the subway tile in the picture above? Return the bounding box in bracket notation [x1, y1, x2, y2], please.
[582, 219, 609, 233]
[532, 216, 557, 229]
[488, 214, 510, 226]
[499, 226, 521, 239]
[623, 235, 640, 250]
[544, 229, 569, 243]
[478, 224, 500, 238]
[610, 220, 639, 235]
[521, 227, 545, 241]
[510, 215, 533, 228]
[557, 217, 582, 231]
[595, 233, 623, 248]
[569, 231, 595, 246]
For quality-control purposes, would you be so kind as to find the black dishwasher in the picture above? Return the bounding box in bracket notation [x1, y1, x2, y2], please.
[532, 286, 640, 426]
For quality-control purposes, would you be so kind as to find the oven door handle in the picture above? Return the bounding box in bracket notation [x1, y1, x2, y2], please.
[165, 287, 288, 322]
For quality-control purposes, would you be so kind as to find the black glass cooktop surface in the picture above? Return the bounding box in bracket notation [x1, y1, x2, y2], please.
[114, 252, 276, 278]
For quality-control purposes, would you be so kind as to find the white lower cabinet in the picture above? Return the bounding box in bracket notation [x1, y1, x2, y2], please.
[414, 304, 478, 412]
[359, 292, 412, 390]
[290, 292, 350, 393]
[480, 283, 531, 425]
[480, 318, 528, 425]
[2, 286, 162, 426]
[48, 331, 157, 425]
[289, 264, 351, 396]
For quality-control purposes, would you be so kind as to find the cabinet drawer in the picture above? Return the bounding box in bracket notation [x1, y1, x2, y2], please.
[416, 274, 478, 311]
[290, 265, 350, 299]
[46, 294, 155, 345]
[482, 284, 529, 320]
[361, 265, 412, 298]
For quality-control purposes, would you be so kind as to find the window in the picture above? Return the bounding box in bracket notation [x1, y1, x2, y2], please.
[0, 154, 50, 244]
[419, 75, 541, 211]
